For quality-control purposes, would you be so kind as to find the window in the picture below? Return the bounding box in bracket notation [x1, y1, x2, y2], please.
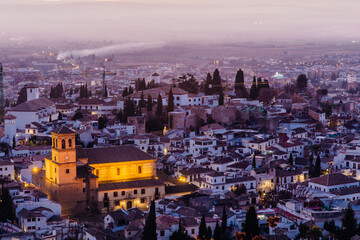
[160, 230, 165, 236]
[54, 168, 56, 173]
[138, 166, 142, 174]
[114, 191, 118, 197]
[56, 139, 58, 148]
[68, 139, 72, 147]
[191, 229, 195, 234]
[83, 188, 86, 193]
[134, 190, 138, 194]
[141, 198, 145, 203]
[122, 191, 125, 196]
[117, 167, 120, 175]
[62, 139, 65, 149]
[141, 189, 145, 194]
[66, 169, 70, 174]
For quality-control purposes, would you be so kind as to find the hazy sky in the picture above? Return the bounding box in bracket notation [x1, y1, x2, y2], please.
[1, 0, 360, 44]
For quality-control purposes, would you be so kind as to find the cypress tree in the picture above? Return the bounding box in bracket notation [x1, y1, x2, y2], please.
[167, 88, 174, 113]
[147, 94, 153, 112]
[156, 94, 163, 116]
[249, 76, 257, 100]
[129, 86, 134, 95]
[252, 155, 256, 168]
[235, 69, 248, 98]
[16, 86, 27, 105]
[204, 73, 213, 95]
[140, 91, 145, 108]
[122, 87, 128, 98]
[314, 154, 321, 177]
[288, 153, 293, 166]
[198, 215, 207, 240]
[342, 204, 357, 240]
[213, 221, 221, 240]
[221, 205, 227, 234]
[256, 77, 262, 98]
[0, 186, 15, 223]
[58, 112, 63, 120]
[212, 69, 222, 94]
[103, 84, 108, 97]
[206, 226, 212, 240]
[219, 90, 224, 105]
[243, 206, 260, 239]
[141, 200, 157, 240]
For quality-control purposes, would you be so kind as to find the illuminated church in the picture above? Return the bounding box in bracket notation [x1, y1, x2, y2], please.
[33, 126, 164, 215]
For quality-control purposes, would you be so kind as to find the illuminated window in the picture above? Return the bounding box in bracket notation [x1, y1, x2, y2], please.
[117, 167, 120, 175]
[68, 139, 72, 147]
[138, 166, 142, 174]
[62, 139, 65, 149]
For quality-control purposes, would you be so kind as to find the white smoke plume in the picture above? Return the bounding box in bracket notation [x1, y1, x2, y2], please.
[57, 41, 165, 60]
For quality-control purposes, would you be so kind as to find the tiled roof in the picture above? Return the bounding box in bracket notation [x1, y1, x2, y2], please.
[98, 178, 164, 191]
[310, 173, 359, 186]
[52, 125, 75, 134]
[10, 98, 54, 112]
[76, 145, 154, 164]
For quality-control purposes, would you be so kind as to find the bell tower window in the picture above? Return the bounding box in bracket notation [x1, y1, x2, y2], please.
[68, 139, 72, 148]
[138, 166, 142, 174]
[62, 140, 66, 149]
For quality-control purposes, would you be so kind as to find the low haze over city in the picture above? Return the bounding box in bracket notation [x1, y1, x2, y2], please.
[1, 1, 360, 240]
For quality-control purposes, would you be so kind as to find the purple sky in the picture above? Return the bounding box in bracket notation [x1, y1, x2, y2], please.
[0, 0, 359, 43]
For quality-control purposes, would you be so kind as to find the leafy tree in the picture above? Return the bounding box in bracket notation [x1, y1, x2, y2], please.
[288, 153, 293, 166]
[72, 111, 83, 121]
[305, 226, 322, 240]
[98, 116, 108, 130]
[147, 94, 153, 112]
[16, 86, 27, 105]
[204, 73, 213, 95]
[232, 184, 247, 195]
[141, 200, 157, 240]
[263, 79, 270, 88]
[198, 215, 208, 240]
[324, 220, 338, 237]
[177, 74, 199, 94]
[212, 69, 222, 94]
[296, 222, 309, 239]
[146, 116, 163, 132]
[170, 220, 193, 240]
[314, 154, 321, 177]
[249, 76, 257, 100]
[258, 88, 277, 105]
[167, 88, 174, 113]
[243, 206, 260, 239]
[0, 186, 15, 223]
[219, 90, 224, 105]
[321, 103, 332, 118]
[295, 74, 308, 92]
[124, 98, 136, 120]
[156, 94, 163, 116]
[341, 204, 357, 240]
